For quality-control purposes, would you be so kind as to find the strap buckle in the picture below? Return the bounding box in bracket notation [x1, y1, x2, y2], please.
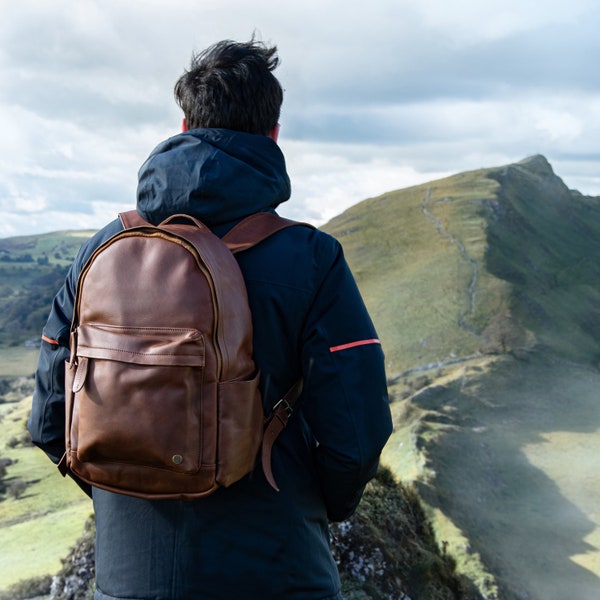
[272, 396, 294, 418]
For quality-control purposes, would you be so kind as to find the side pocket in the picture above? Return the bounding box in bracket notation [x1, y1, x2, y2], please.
[216, 372, 263, 487]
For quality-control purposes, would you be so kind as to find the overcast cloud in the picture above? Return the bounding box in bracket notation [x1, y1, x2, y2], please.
[1, 0, 599, 236]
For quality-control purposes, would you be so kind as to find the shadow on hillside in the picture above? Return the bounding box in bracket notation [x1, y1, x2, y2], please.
[413, 355, 600, 600]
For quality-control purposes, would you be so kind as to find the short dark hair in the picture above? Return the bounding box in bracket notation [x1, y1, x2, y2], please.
[174, 39, 283, 135]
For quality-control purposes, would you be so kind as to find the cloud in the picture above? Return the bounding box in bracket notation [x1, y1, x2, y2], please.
[0, 0, 599, 237]
[278, 139, 452, 223]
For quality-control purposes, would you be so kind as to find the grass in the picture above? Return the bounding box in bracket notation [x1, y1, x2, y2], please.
[0, 504, 92, 589]
[322, 166, 508, 376]
[0, 396, 92, 591]
[381, 391, 425, 482]
[324, 156, 600, 376]
[523, 430, 600, 578]
[483, 159, 600, 365]
[0, 229, 93, 261]
[334, 467, 477, 599]
[382, 361, 502, 598]
[0, 228, 94, 349]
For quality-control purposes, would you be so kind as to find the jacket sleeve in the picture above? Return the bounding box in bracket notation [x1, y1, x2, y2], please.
[27, 263, 77, 464]
[300, 237, 393, 521]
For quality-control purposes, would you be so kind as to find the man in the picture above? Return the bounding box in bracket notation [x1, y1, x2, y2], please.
[28, 39, 392, 600]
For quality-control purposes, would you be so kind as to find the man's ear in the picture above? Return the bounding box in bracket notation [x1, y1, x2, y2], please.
[268, 123, 280, 142]
[182, 118, 189, 132]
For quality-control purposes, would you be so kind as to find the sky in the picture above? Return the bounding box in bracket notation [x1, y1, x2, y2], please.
[1, 0, 599, 237]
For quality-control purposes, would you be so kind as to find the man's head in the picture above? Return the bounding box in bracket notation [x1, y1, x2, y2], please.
[174, 39, 283, 137]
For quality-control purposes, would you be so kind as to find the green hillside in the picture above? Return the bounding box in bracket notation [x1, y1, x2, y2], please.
[0, 231, 94, 347]
[484, 157, 600, 363]
[323, 155, 600, 599]
[323, 154, 600, 374]
[411, 355, 600, 600]
[323, 161, 502, 374]
[0, 230, 94, 597]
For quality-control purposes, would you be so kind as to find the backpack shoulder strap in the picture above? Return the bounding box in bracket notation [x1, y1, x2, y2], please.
[222, 212, 313, 254]
[119, 210, 312, 251]
[119, 210, 152, 229]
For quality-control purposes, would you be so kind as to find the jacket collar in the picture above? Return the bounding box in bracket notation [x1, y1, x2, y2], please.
[136, 128, 291, 227]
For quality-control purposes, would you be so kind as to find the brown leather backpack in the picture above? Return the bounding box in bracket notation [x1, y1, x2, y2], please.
[58, 211, 305, 499]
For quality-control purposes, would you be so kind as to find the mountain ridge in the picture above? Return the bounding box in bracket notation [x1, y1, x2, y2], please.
[322, 154, 600, 372]
[320, 154, 600, 599]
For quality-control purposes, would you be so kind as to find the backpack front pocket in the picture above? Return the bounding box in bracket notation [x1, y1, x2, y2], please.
[71, 323, 209, 474]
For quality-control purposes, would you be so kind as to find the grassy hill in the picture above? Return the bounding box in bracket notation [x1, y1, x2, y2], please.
[0, 230, 94, 348]
[1, 391, 472, 600]
[323, 155, 600, 374]
[322, 155, 600, 599]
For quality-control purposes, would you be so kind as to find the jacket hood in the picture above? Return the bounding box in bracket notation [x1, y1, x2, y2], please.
[136, 129, 291, 226]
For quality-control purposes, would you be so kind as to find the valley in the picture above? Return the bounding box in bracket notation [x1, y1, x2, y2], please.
[403, 355, 600, 599]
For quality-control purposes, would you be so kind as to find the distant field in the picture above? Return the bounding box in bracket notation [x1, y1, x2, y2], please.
[0, 347, 38, 377]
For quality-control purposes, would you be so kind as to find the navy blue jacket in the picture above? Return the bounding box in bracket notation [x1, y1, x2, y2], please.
[28, 129, 393, 600]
